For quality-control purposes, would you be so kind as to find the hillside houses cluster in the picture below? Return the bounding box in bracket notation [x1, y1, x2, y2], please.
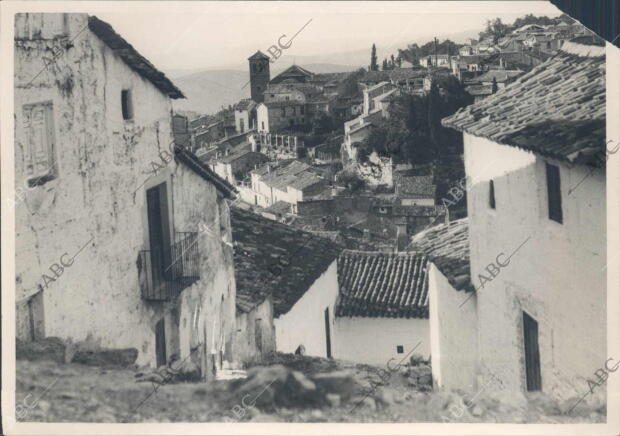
[14, 12, 609, 409]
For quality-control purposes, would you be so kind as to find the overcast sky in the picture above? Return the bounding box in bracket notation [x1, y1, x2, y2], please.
[76, 1, 562, 71]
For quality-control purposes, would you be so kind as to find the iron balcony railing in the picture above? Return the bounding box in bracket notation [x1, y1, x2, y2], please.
[138, 232, 201, 301]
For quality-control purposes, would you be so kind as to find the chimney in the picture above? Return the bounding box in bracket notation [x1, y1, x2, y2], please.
[444, 207, 450, 225]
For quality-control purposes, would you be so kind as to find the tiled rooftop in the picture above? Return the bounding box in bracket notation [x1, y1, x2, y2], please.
[392, 205, 443, 217]
[88, 16, 184, 99]
[442, 42, 606, 167]
[235, 99, 256, 111]
[395, 175, 436, 198]
[336, 251, 429, 319]
[408, 218, 472, 292]
[231, 208, 344, 316]
[473, 69, 523, 83]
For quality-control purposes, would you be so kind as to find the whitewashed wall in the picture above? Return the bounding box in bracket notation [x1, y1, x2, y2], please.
[14, 14, 237, 375]
[464, 132, 606, 399]
[274, 261, 338, 357]
[428, 264, 477, 390]
[333, 316, 430, 366]
[234, 297, 276, 367]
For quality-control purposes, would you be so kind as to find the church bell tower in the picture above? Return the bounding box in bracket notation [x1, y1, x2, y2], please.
[248, 51, 270, 103]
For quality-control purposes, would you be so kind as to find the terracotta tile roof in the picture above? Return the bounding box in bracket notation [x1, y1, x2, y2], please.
[88, 16, 184, 99]
[395, 175, 436, 198]
[360, 70, 391, 83]
[442, 42, 606, 167]
[389, 68, 427, 82]
[393, 205, 443, 217]
[473, 69, 523, 83]
[465, 84, 494, 96]
[336, 251, 430, 319]
[235, 99, 256, 111]
[263, 100, 305, 109]
[174, 148, 237, 199]
[262, 200, 292, 216]
[408, 218, 472, 292]
[232, 208, 344, 316]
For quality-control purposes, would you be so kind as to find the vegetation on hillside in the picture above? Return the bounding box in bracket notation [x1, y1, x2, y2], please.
[355, 75, 472, 166]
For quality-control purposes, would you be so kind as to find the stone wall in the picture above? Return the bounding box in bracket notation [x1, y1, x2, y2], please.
[234, 297, 276, 367]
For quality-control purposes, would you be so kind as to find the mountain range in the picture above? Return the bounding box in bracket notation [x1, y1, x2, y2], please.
[169, 28, 479, 116]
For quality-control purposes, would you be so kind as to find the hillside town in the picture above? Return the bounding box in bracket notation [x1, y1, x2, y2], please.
[11, 9, 613, 426]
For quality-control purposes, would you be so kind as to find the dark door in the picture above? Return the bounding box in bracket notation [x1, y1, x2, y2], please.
[147, 184, 172, 285]
[155, 318, 167, 367]
[255, 318, 263, 353]
[324, 307, 332, 358]
[523, 311, 542, 391]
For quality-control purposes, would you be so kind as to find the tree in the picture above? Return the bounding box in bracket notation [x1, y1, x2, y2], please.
[482, 18, 510, 44]
[382, 59, 389, 70]
[370, 44, 379, 71]
[311, 113, 334, 135]
[338, 68, 365, 97]
[396, 56, 403, 68]
[390, 54, 396, 69]
[338, 169, 365, 191]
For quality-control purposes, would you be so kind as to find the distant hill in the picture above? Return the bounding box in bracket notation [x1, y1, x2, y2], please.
[170, 63, 358, 115]
[171, 70, 250, 115]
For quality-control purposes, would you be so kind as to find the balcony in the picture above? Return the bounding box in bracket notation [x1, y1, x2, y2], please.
[138, 232, 201, 301]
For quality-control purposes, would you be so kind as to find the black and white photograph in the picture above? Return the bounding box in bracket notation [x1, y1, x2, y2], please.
[1, 0, 619, 434]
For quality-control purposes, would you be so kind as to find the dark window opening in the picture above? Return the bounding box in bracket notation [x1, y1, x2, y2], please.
[545, 163, 563, 223]
[396, 345, 404, 354]
[121, 89, 133, 120]
[489, 180, 496, 209]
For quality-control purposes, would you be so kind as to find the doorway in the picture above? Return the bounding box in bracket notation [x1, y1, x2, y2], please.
[155, 317, 167, 367]
[324, 307, 332, 358]
[522, 311, 542, 391]
[147, 183, 172, 286]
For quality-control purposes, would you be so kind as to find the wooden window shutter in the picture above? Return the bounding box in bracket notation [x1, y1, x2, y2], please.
[23, 102, 56, 184]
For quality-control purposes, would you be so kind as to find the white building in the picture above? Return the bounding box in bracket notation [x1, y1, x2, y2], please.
[230, 208, 343, 363]
[409, 219, 477, 390]
[333, 251, 432, 366]
[248, 160, 327, 210]
[234, 99, 256, 133]
[442, 40, 607, 399]
[14, 13, 239, 377]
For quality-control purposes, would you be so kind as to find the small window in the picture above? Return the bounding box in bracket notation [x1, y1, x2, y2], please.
[546, 163, 563, 223]
[121, 89, 133, 120]
[301, 106, 305, 115]
[489, 180, 496, 209]
[396, 345, 404, 354]
[23, 102, 57, 187]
